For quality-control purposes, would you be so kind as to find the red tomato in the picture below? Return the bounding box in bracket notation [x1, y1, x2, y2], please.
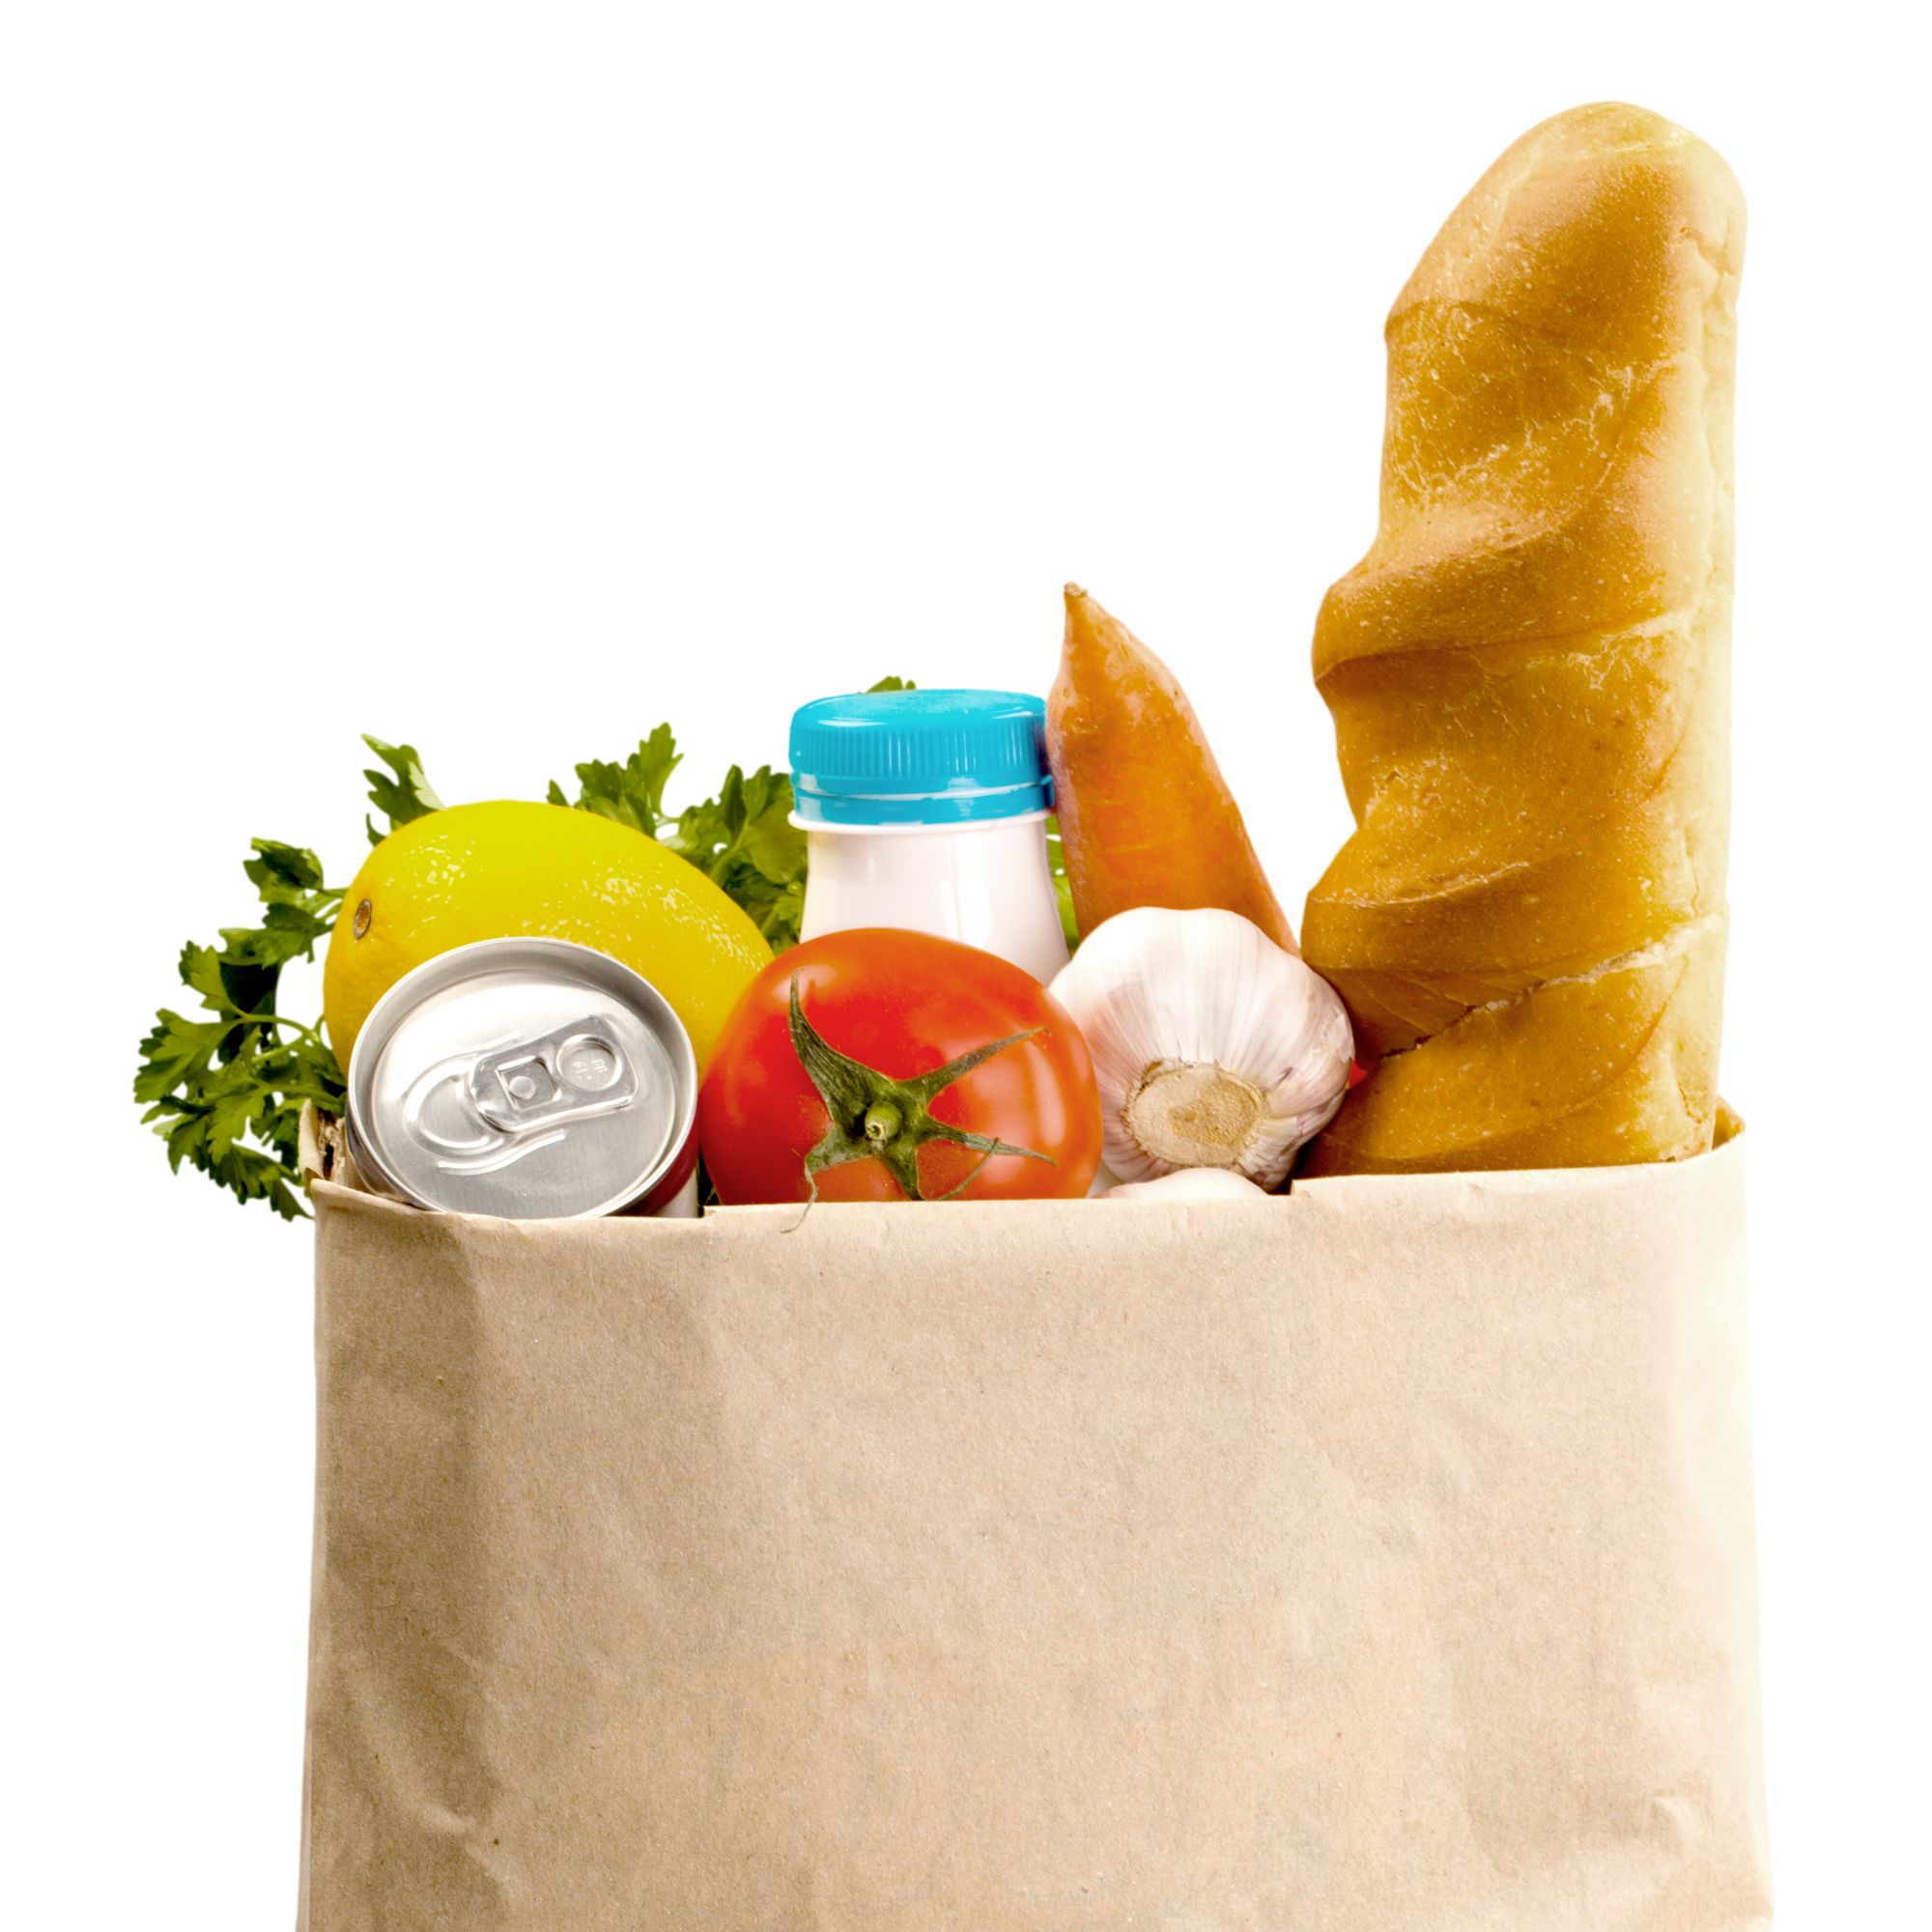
[698, 927, 1102, 1205]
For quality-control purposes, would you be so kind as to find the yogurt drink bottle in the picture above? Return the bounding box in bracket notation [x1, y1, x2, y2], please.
[788, 689, 1071, 985]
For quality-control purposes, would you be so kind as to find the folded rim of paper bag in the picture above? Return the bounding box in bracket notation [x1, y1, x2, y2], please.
[297, 1100, 1745, 1223]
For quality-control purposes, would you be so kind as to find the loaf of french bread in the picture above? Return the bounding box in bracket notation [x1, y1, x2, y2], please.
[1302, 103, 1745, 1173]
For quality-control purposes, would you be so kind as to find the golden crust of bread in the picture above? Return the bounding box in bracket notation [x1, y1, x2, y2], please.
[1302, 103, 1745, 1174]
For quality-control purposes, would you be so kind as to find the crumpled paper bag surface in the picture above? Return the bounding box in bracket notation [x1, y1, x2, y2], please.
[299, 1126, 1767, 1930]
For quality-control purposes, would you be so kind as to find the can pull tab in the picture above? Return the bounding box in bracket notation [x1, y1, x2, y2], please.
[468, 1020, 639, 1134]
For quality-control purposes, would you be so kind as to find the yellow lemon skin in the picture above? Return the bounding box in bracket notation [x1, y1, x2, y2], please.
[323, 801, 772, 1074]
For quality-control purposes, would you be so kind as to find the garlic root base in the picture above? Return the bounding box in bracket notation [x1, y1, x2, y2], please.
[1123, 1062, 1267, 1171]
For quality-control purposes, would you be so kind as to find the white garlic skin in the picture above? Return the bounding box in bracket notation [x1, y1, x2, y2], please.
[1049, 907, 1354, 1189]
[1103, 1168, 1269, 1204]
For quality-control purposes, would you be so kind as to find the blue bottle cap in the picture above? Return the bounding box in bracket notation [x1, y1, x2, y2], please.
[789, 689, 1053, 826]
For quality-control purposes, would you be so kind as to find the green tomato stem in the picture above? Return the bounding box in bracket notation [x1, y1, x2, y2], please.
[787, 975, 1055, 1203]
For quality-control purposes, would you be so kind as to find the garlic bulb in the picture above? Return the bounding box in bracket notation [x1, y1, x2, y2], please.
[1049, 907, 1353, 1189]
[1103, 1167, 1269, 1203]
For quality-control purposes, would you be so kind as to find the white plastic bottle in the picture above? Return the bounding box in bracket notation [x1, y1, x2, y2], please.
[789, 689, 1071, 985]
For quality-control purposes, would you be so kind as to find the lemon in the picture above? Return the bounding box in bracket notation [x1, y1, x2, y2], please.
[323, 801, 772, 1072]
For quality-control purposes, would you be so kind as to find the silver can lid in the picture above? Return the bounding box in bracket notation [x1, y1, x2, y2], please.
[344, 937, 698, 1220]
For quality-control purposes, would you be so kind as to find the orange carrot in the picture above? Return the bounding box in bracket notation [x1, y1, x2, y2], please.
[1047, 585, 1297, 952]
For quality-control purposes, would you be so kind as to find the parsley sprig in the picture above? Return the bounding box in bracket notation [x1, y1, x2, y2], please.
[134, 843, 350, 1219]
[133, 757, 437, 1218]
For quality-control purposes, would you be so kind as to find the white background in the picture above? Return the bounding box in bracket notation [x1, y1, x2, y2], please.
[5, 3, 1927, 1923]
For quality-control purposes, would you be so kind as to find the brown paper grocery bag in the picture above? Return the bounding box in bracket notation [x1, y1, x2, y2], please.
[298, 1126, 1768, 1931]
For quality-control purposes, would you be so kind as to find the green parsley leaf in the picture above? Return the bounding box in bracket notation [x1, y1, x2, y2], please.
[135, 854, 348, 1217]
[243, 838, 330, 900]
[555, 723, 682, 838]
[362, 735, 443, 846]
[670, 763, 809, 949]
[133, 1003, 229, 1106]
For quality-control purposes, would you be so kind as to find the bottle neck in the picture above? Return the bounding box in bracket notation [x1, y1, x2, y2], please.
[789, 807, 1052, 839]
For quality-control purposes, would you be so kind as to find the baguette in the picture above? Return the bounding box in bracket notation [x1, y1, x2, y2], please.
[1302, 103, 1745, 1174]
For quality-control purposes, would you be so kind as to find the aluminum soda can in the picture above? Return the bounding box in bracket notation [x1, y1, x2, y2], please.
[344, 936, 699, 1219]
